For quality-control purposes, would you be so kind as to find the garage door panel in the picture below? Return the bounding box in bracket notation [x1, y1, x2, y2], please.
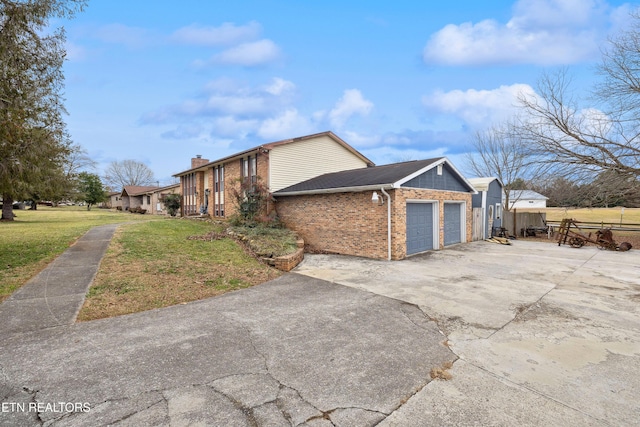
[406, 203, 434, 255]
[444, 203, 462, 246]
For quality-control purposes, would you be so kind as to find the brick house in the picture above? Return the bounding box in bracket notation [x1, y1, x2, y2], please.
[118, 184, 180, 214]
[107, 191, 121, 209]
[173, 131, 373, 218]
[120, 186, 158, 212]
[273, 158, 476, 260]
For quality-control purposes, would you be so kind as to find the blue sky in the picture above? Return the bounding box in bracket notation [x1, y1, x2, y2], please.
[61, 0, 638, 185]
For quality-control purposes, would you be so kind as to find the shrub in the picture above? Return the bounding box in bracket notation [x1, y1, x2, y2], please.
[229, 178, 274, 225]
[163, 194, 181, 217]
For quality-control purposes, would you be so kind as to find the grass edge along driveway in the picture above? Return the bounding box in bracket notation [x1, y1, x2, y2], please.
[0, 207, 159, 303]
[77, 219, 282, 321]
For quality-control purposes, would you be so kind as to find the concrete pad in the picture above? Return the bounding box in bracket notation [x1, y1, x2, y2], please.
[295, 240, 640, 426]
[0, 274, 454, 426]
[380, 360, 604, 426]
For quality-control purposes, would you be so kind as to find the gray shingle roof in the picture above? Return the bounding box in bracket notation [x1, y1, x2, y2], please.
[506, 190, 548, 200]
[274, 158, 443, 194]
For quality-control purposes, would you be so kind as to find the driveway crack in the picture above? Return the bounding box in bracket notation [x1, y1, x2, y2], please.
[485, 285, 556, 339]
[463, 360, 617, 427]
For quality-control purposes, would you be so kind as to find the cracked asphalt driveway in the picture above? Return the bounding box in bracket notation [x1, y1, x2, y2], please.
[0, 274, 454, 426]
[296, 240, 640, 426]
[2, 238, 639, 426]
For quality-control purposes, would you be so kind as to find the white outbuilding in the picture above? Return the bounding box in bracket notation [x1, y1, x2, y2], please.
[505, 190, 548, 209]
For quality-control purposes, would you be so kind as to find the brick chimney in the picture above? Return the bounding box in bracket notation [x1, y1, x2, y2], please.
[191, 154, 209, 168]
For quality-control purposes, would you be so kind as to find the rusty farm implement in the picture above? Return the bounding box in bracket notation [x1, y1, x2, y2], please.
[556, 218, 632, 251]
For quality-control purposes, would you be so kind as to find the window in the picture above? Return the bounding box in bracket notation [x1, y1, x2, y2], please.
[213, 165, 225, 217]
[437, 164, 443, 175]
[495, 203, 502, 219]
[250, 155, 257, 184]
[147, 195, 151, 204]
[241, 158, 249, 181]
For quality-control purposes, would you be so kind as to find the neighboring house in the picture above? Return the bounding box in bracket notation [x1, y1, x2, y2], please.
[273, 158, 476, 260]
[506, 190, 548, 209]
[173, 131, 373, 218]
[120, 186, 159, 213]
[107, 192, 121, 209]
[468, 177, 503, 240]
[151, 183, 181, 215]
[119, 184, 180, 215]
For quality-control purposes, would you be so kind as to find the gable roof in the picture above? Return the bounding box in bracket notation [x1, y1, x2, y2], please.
[468, 177, 503, 192]
[173, 131, 374, 177]
[274, 157, 476, 195]
[506, 190, 548, 200]
[121, 186, 159, 197]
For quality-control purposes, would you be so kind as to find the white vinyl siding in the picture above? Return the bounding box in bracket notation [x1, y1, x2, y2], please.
[269, 135, 368, 192]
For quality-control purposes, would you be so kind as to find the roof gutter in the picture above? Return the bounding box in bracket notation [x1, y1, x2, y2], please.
[274, 184, 394, 197]
[380, 187, 392, 261]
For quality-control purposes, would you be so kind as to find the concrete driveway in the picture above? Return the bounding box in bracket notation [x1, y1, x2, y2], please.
[295, 240, 640, 426]
[1, 237, 638, 426]
[1, 274, 453, 426]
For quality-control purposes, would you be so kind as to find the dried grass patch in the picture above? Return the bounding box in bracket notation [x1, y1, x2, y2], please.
[430, 361, 454, 381]
[77, 221, 281, 321]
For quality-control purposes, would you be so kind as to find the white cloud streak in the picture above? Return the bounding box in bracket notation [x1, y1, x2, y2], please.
[423, 84, 536, 126]
[328, 89, 374, 127]
[170, 21, 262, 46]
[212, 39, 282, 66]
[423, 0, 619, 65]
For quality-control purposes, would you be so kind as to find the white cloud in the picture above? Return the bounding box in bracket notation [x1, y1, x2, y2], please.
[258, 109, 314, 140]
[170, 21, 261, 46]
[264, 77, 296, 96]
[65, 41, 87, 61]
[143, 77, 298, 124]
[339, 130, 381, 148]
[160, 124, 204, 140]
[213, 39, 282, 66]
[211, 116, 259, 137]
[328, 89, 374, 127]
[423, 84, 535, 126]
[423, 0, 614, 65]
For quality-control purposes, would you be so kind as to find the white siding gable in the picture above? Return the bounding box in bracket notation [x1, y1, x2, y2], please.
[269, 135, 368, 192]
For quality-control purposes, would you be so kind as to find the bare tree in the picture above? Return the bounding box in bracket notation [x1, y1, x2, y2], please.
[516, 69, 639, 179]
[103, 160, 156, 190]
[465, 123, 548, 210]
[65, 144, 96, 176]
[516, 9, 640, 183]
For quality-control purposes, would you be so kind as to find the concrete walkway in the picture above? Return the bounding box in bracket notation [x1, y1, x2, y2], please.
[0, 224, 120, 335]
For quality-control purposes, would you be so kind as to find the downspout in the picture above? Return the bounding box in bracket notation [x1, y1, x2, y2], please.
[380, 187, 391, 261]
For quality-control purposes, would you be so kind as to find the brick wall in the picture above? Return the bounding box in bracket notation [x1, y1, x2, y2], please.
[276, 191, 390, 259]
[276, 188, 473, 260]
[206, 151, 271, 219]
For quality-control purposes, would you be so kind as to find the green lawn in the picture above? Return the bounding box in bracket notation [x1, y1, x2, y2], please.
[0, 206, 290, 319]
[0, 206, 161, 302]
